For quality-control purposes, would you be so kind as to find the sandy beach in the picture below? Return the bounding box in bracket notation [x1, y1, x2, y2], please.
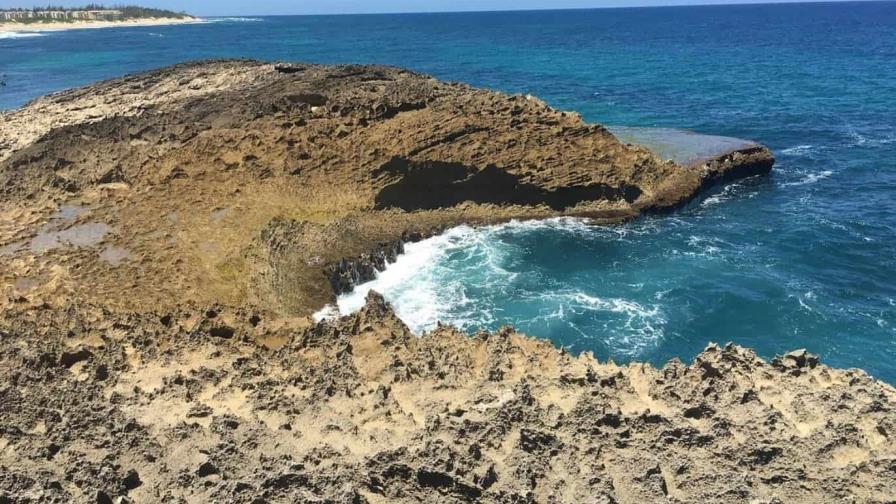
[0, 17, 201, 32]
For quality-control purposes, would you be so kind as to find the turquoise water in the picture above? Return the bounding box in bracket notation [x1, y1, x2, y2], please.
[2, 3, 895, 381]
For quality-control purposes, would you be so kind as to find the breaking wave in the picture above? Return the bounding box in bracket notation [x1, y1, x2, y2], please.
[779, 144, 817, 156]
[781, 169, 833, 187]
[323, 218, 667, 358]
[0, 31, 46, 39]
[204, 17, 264, 23]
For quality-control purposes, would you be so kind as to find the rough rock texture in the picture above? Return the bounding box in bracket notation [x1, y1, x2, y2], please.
[0, 59, 773, 315]
[1, 293, 894, 503]
[5, 61, 885, 503]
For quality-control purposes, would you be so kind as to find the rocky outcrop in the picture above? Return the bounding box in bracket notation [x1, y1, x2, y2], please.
[0, 60, 772, 315]
[325, 235, 410, 295]
[0, 294, 893, 503]
[7, 61, 867, 503]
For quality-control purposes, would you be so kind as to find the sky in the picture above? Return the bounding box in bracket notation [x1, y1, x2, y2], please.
[0, 0, 878, 17]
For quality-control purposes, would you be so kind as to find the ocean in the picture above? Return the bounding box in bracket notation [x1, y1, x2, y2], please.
[2, 2, 895, 381]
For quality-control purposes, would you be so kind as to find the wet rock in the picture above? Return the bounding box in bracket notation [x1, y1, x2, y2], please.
[326, 240, 407, 295]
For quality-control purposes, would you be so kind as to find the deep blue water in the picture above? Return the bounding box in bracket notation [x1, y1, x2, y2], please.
[3, 3, 895, 381]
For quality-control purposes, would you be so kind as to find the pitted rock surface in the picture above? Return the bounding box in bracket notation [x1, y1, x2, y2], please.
[0, 60, 772, 315]
[0, 294, 894, 503]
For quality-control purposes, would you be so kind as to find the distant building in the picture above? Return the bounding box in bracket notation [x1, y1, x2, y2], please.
[1, 9, 123, 22]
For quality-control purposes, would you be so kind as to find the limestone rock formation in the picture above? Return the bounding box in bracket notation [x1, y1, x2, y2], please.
[0, 294, 893, 503]
[0, 59, 773, 314]
[5, 61, 887, 504]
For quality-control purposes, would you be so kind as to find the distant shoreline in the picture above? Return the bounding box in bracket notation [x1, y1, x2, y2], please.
[0, 17, 201, 32]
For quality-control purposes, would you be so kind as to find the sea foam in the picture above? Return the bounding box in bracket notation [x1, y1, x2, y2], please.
[320, 217, 667, 357]
[333, 224, 477, 332]
[0, 31, 46, 39]
[781, 170, 833, 187]
[204, 17, 264, 23]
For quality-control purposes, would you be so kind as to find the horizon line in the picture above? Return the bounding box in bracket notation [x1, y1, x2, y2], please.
[197, 0, 891, 17]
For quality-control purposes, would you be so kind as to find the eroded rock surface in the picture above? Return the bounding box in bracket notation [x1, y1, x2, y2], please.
[6, 61, 883, 504]
[0, 59, 773, 315]
[1, 293, 894, 503]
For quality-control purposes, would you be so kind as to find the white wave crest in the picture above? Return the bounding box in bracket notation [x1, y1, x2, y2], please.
[685, 235, 723, 256]
[318, 217, 666, 356]
[779, 144, 816, 156]
[781, 170, 833, 187]
[701, 182, 740, 207]
[0, 31, 46, 39]
[846, 130, 895, 148]
[458, 216, 596, 241]
[330, 218, 596, 324]
[312, 304, 339, 322]
[794, 291, 818, 314]
[204, 17, 264, 23]
[562, 291, 666, 355]
[333, 224, 476, 332]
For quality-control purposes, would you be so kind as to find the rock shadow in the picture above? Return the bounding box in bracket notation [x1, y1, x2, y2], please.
[373, 157, 641, 211]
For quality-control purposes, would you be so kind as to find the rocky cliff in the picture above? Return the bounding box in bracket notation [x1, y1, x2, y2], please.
[3, 61, 890, 504]
[0, 59, 773, 315]
[0, 293, 894, 503]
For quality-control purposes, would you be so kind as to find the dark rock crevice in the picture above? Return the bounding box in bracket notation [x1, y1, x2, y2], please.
[373, 157, 642, 212]
[325, 230, 426, 295]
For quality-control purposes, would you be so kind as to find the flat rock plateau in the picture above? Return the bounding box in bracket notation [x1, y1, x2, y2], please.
[0, 60, 893, 503]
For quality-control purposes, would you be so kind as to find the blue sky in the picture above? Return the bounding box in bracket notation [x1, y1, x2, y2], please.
[0, 0, 875, 17]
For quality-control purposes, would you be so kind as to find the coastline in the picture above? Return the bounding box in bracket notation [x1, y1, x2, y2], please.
[1, 290, 894, 502]
[0, 16, 202, 32]
[0, 59, 773, 316]
[1, 60, 894, 502]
